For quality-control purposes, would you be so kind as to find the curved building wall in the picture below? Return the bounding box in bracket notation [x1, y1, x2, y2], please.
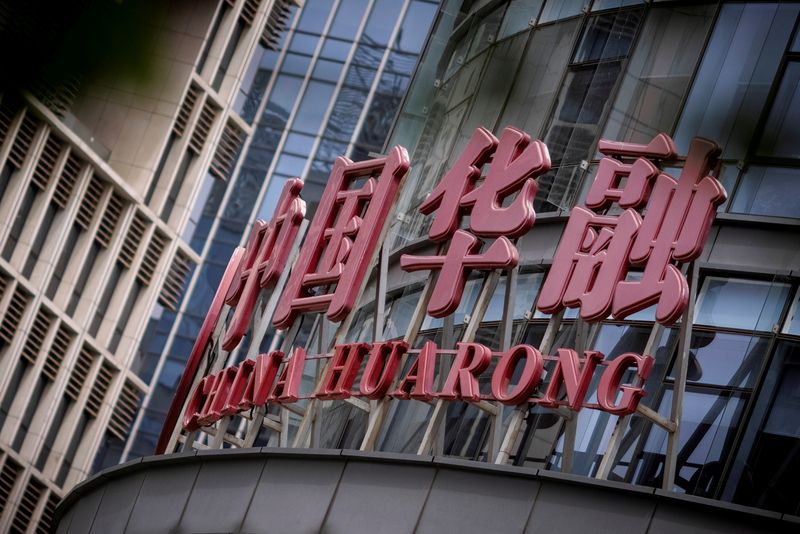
[309, 0, 800, 518]
[54, 450, 798, 534]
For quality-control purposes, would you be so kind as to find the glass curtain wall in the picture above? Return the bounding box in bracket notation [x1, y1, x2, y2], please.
[124, 0, 438, 460]
[326, 0, 800, 516]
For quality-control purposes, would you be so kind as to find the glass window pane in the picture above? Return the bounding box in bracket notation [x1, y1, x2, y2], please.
[668, 332, 768, 389]
[484, 272, 545, 322]
[498, 20, 581, 137]
[283, 132, 315, 155]
[262, 75, 304, 129]
[756, 62, 800, 158]
[498, 0, 542, 39]
[321, 37, 353, 61]
[695, 277, 791, 332]
[674, 3, 799, 158]
[544, 61, 624, 167]
[281, 53, 312, 76]
[383, 287, 423, 340]
[728, 340, 800, 513]
[591, 0, 643, 10]
[362, 0, 403, 47]
[602, 5, 715, 145]
[730, 166, 800, 218]
[539, 0, 588, 24]
[467, 5, 505, 60]
[343, 64, 377, 90]
[274, 153, 307, 176]
[783, 289, 800, 335]
[288, 32, 320, 55]
[329, 0, 368, 40]
[352, 43, 385, 68]
[573, 10, 641, 63]
[760, 347, 800, 438]
[312, 58, 344, 82]
[657, 387, 747, 495]
[291, 81, 336, 134]
[395, 0, 438, 54]
[296, 0, 334, 34]
[323, 86, 369, 141]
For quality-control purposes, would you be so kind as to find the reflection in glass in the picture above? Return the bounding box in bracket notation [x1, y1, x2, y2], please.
[730, 166, 800, 219]
[730, 341, 800, 513]
[602, 5, 714, 144]
[545, 61, 623, 167]
[695, 277, 790, 332]
[329, 0, 368, 40]
[756, 62, 800, 159]
[573, 11, 641, 63]
[674, 3, 799, 158]
[295, 0, 334, 34]
[783, 289, 800, 335]
[292, 81, 335, 135]
[667, 332, 768, 389]
[499, 20, 580, 136]
[539, 0, 587, 24]
[395, 0, 438, 54]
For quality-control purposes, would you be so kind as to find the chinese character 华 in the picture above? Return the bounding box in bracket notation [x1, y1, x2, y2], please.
[401, 126, 551, 317]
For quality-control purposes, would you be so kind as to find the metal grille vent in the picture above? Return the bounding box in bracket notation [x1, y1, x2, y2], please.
[11, 476, 44, 533]
[261, 0, 292, 50]
[173, 84, 200, 137]
[209, 120, 244, 180]
[158, 250, 192, 311]
[52, 151, 83, 209]
[95, 192, 124, 248]
[240, 0, 260, 25]
[85, 360, 115, 418]
[75, 174, 105, 231]
[31, 133, 63, 191]
[137, 230, 166, 286]
[35, 493, 60, 534]
[8, 113, 39, 169]
[65, 344, 97, 401]
[0, 271, 7, 303]
[0, 458, 22, 518]
[43, 323, 75, 382]
[0, 97, 21, 148]
[188, 99, 219, 155]
[119, 211, 148, 269]
[20, 306, 53, 365]
[31, 78, 81, 119]
[108, 380, 143, 440]
[0, 286, 31, 345]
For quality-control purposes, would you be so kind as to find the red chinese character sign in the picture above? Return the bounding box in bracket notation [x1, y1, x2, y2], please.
[156, 179, 306, 453]
[273, 147, 410, 329]
[537, 134, 725, 324]
[161, 128, 729, 463]
[222, 179, 305, 350]
[401, 127, 551, 317]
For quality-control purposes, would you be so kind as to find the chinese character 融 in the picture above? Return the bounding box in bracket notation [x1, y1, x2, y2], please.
[401, 126, 551, 317]
[536, 134, 726, 324]
[272, 147, 411, 330]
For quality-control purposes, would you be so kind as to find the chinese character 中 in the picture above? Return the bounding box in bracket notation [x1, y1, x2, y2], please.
[222, 178, 306, 350]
